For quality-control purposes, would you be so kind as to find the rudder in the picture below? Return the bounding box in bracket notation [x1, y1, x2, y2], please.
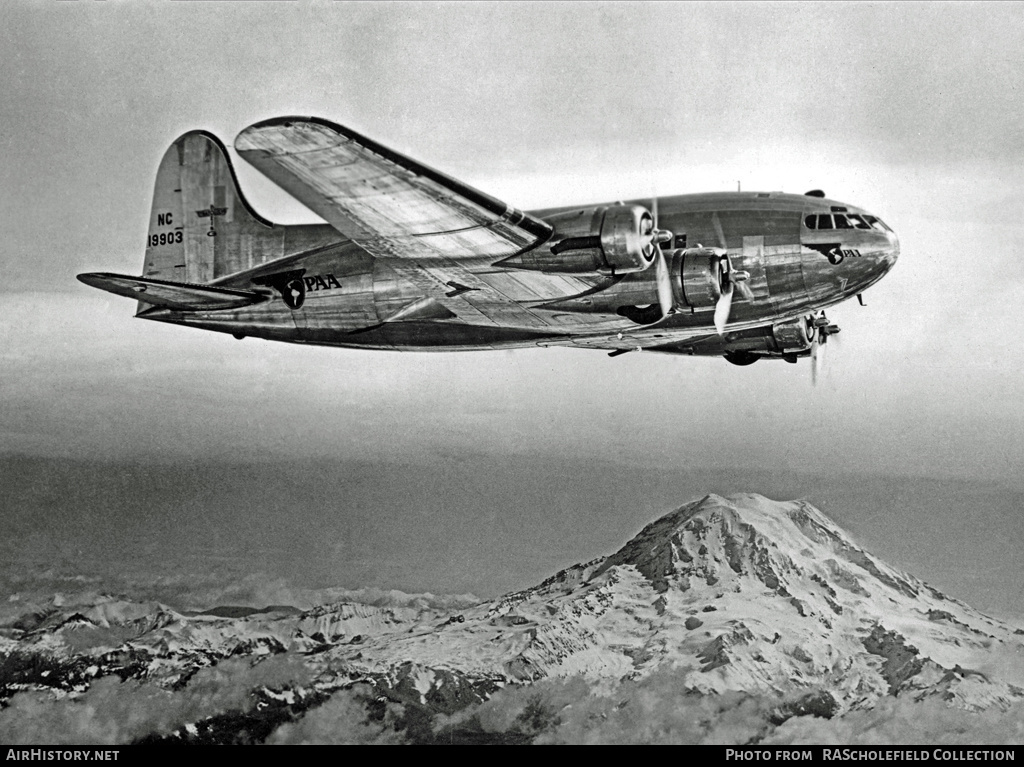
[142, 131, 276, 285]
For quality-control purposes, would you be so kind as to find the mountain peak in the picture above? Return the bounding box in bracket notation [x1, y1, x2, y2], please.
[462, 493, 1024, 708]
[3, 493, 1023, 745]
[591, 493, 925, 604]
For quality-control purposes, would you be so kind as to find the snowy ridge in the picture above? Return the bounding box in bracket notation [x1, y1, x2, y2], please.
[2, 493, 1023, 744]
[313, 493, 1024, 709]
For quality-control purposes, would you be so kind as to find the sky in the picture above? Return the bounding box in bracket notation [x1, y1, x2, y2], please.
[2, 2, 1024, 619]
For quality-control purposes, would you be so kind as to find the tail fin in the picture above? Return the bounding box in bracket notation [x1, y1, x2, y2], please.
[142, 131, 277, 285]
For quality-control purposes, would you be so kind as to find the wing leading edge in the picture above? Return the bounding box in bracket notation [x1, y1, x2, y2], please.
[234, 117, 552, 263]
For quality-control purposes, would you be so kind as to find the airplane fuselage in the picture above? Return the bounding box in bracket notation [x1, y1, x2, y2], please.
[78, 124, 901, 365]
[138, 190, 898, 358]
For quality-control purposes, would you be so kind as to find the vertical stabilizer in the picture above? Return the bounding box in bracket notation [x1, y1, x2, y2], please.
[141, 131, 277, 286]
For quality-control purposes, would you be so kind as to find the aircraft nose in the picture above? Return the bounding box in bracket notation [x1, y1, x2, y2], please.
[884, 229, 900, 269]
[857, 226, 899, 294]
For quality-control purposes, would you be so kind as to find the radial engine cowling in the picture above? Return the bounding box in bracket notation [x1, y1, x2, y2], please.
[771, 317, 814, 352]
[671, 247, 726, 309]
[499, 205, 658, 275]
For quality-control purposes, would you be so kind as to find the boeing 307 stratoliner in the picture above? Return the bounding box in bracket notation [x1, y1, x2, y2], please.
[78, 117, 899, 371]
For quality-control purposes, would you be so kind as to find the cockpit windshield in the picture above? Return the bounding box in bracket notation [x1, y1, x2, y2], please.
[805, 213, 891, 232]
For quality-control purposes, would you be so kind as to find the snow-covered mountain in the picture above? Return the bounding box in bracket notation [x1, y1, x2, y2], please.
[2, 493, 1022, 744]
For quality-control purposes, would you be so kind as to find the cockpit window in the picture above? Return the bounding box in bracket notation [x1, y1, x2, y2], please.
[862, 214, 891, 232]
[806, 212, 891, 231]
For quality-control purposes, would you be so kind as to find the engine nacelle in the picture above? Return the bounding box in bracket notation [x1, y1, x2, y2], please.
[597, 205, 657, 274]
[672, 247, 726, 309]
[771, 317, 813, 352]
[602, 247, 733, 325]
[499, 205, 657, 274]
[647, 316, 817, 363]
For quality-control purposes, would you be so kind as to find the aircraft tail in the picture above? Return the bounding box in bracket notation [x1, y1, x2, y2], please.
[141, 131, 278, 286]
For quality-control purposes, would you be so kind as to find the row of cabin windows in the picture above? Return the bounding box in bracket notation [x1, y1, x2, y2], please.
[805, 213, 891, 232]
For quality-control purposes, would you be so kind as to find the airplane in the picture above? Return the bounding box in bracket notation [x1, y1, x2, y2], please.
[78, 117, 899, 372]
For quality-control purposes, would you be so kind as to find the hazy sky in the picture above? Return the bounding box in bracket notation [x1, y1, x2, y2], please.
[2, 2, 1023, 618]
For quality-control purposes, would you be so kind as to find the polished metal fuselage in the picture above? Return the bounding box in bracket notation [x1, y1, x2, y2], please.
[139, 191, 898, 354]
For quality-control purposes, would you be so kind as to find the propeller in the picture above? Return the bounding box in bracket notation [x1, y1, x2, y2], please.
[713, 252, 753, 335]
[644, 203, 753, 332]
[810, 328, 823, 386]
[648, 197, 676, 320]
[714, 273, 733, 335]
[808, 311, 840, 385]
[707, 212, 753, 335]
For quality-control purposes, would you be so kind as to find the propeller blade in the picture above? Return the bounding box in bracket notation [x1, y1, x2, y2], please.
[714, 283, 734, 335]
[712, 211, 727, 251]
[810, 330, 821, 386]
[807, 312, 839, 386]
[655, 248, 675, 320]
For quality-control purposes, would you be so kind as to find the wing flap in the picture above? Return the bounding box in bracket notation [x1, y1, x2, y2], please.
[235, 117, 552, 261]
[77, 272, 267, 311]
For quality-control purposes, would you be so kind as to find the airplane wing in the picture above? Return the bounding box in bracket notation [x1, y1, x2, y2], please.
[234, 117, 552, 263]
[235, 117, 576, 330]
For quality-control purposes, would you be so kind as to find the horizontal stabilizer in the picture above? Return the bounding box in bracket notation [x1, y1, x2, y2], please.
[77, 272, 268, 311]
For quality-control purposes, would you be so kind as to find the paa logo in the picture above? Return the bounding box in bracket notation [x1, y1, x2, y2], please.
[253, 270, 342, 310]
[805, 243, 862, 265]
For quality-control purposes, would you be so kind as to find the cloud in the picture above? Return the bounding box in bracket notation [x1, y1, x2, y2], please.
[432, 669, 786, 744]
[430, 669, 1024, 745]
[764, 697, 1024, 746]
[5, 654, 1022, 745]
[267, 688, 408, 745]
[0, 655, 310, 745]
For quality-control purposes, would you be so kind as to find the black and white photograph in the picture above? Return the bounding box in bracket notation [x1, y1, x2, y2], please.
[2, 0, 1023, 747]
